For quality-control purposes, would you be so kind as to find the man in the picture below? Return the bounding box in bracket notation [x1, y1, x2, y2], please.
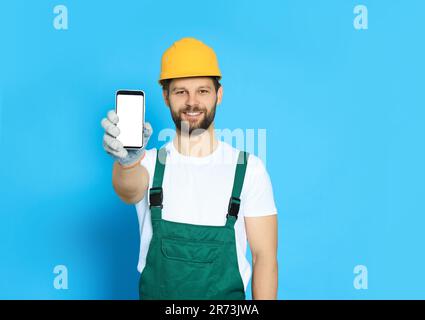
[101, 37, 278, 300]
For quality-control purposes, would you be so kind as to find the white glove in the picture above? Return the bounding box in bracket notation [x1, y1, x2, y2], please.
[101, 109, 153, 166]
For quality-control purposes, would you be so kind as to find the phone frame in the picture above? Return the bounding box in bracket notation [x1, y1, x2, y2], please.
[115, 89, 146, 150]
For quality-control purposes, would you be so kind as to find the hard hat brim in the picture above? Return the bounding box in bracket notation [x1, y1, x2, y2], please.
[158, 73, 222, 85]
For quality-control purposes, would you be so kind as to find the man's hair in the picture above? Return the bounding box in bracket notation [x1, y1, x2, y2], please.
[160, 76, 221, 95]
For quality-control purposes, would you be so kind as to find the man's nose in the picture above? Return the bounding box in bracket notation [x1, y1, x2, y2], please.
[185, 92, 200, 107]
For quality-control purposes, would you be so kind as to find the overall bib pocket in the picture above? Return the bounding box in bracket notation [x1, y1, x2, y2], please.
[160, 237, 224, 299]
[161, 237, 223, 263]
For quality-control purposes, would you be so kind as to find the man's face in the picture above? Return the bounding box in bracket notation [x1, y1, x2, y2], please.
[163, 77, 222, 136]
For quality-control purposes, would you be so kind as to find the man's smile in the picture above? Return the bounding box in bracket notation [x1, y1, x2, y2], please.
[182, 110, 204, 120]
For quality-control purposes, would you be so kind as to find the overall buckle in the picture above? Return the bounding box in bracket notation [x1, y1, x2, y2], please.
[226, 196, 241, 219]
[149, 187, 163, 209]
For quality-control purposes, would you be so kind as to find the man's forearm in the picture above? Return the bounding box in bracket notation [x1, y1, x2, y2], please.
[112, 161, 149, 204]
[251, 256, 278, 300]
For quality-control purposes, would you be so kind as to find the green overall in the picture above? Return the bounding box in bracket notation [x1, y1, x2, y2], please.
[139, 147, 250, 300]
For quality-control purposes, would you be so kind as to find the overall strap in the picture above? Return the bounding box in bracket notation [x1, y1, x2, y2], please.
[149, 147, 167, 220]
[226, 151, 250, 225]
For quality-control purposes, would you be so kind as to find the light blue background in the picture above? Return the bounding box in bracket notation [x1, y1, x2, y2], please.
[1, 0, 424, 299]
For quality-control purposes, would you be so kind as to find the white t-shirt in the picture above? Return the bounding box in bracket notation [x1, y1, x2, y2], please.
[135, 140, 277, 291]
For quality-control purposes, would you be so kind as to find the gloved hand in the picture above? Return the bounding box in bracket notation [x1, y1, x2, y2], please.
[101, 109, 153, 167]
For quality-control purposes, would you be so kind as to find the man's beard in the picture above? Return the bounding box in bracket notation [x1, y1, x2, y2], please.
[170, 100, 217, 136]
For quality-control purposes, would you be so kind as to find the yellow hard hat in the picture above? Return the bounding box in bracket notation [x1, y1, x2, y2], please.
[159, 37, 222, 84]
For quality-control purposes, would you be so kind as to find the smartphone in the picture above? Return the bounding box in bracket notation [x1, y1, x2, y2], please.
[115, 90, 145, 149]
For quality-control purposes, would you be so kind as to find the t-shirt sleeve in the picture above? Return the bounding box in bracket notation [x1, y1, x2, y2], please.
[240, 155, 277, 217]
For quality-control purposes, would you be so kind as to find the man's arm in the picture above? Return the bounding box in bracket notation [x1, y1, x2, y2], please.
[112, 161, 149, 204]
[245, 214, 278, 300]
[101, 109, 153, 204]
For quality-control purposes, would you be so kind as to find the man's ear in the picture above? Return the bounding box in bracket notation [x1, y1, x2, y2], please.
[162, 89, 170, 107]
[216, 85, 223, 106]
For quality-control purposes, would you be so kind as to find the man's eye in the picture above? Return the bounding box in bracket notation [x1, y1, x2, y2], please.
[176, 91, 185, 95]
[200, 90, 209, 94]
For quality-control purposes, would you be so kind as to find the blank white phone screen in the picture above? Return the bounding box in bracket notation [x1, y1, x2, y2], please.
[116, 93, 144, 148]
